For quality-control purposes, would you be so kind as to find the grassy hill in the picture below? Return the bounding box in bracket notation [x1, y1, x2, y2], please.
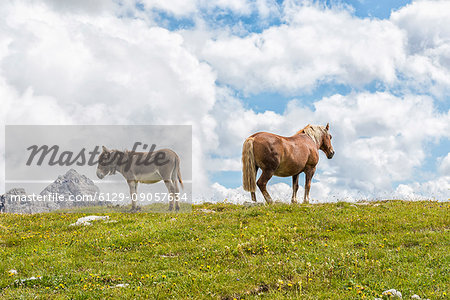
[0, 201, 448, 299]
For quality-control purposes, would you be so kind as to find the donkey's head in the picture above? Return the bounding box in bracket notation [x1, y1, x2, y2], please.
[96, 146, 119, 179]
[319, 123, 335, 159]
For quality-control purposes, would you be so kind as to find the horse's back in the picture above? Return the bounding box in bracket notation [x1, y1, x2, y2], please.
[250, 132, 318, 176]
[250, 132, 313, 153]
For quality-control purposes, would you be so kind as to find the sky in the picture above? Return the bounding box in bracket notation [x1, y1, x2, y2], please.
[0, 0, 449, 203]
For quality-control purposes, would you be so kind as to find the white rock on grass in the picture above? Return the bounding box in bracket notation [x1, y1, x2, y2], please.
[14, 276, 42, 285]
[198, 209, 216, 213]
[411, 295, 421, 299]
[383, 289, 402, 298]
[20, 276, 41, 282]
[70, 215, 110, 226]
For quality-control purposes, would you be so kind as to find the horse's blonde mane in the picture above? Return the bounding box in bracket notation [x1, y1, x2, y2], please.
[297, 124, 327, 145]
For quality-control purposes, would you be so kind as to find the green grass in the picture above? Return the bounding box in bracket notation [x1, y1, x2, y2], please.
[54, 202, 193, 214]
[0, 201, 448, 299]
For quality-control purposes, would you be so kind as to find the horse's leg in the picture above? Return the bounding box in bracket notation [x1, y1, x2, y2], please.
[128, 180, 138, 211]
[251, 166, 259, 202]
[257, 169, 274, 204]
[291, 174, 299, 204]
[303, 167, 316, 204]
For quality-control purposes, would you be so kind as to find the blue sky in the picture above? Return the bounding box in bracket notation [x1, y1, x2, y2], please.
[147, 0, 414, 31]
[343, 0, 412, 18]
[0, 0, 449, 201]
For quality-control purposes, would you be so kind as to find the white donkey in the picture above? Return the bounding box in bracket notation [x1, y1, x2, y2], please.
[96, 146, 183, 211]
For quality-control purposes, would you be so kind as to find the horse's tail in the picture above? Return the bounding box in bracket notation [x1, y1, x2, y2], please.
[242, 137, 256, 192]
[174, 155, 184, 190]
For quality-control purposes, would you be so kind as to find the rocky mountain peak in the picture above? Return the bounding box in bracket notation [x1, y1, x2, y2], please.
[2, 169, 103, 213]
[40, 169, 100, 199]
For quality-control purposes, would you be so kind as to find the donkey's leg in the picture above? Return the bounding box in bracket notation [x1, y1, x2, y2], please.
[303, 167, 316, 204]
[174, 186, 180, 211]
[291, 174, 299, 204]
[164, 179, 180, 211]
[172, 178, 180, 211]
[169, 164, 181, 211]
[164, 180, 175, 211]
[257, 170, 274, 204]
[128, 180, 138, 211]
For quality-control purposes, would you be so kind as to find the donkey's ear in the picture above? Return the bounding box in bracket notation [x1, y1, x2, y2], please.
[325, 123, 329, 131]
[102, 145, 108, 152]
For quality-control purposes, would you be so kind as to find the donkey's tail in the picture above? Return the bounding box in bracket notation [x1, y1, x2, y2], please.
[242, 137, 256, 192]
[174, 155, 184, 190]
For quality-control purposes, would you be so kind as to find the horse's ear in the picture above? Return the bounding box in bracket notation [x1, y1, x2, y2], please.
[325, 123, 329, 131]
[102, 146, 108, 152]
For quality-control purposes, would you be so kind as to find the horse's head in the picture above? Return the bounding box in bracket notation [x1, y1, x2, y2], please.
[96, 146, 117, 179]
[320, 123, 335, 159]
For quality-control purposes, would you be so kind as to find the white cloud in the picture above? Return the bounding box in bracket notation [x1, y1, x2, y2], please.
[391, 0, 450, 55]
[137, 0, 279, 18]
[395, 176, 450, 201]
[28, 0, 449, 100]
[40, 0, 117, 14]
[0, 80, 75, 192]
[211, 88, 285, 156]
[195, 4, 405, 94]
[140, 0, 199, 17]
[438, 153, 450, 175]
[179, 0, 450, 98]
[0, 1, 217, 197]
[391, 0, 450, 96]
[205, 157, 241, 172]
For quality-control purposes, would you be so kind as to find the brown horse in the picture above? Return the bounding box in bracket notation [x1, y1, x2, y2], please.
[242, 124, 334, 204]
